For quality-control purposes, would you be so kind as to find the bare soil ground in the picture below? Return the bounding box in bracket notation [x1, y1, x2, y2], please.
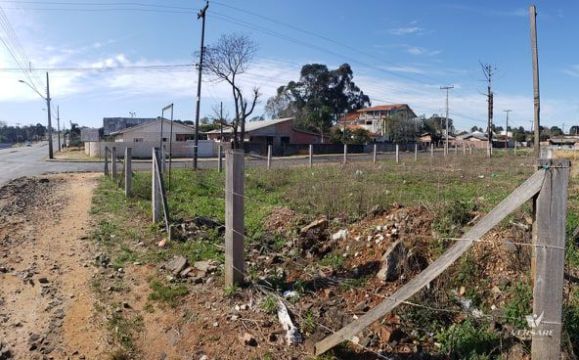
[0, 174, 106, 360]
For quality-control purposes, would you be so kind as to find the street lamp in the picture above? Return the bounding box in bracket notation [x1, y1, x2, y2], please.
[18, 72, 53, 159]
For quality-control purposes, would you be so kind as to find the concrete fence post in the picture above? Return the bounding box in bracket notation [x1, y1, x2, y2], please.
[225, 149, 245, 287]
[104, 147, 109, 176]
[430, 143, 434, 158]
[152, 148, 161, 223]
[454, 143, 458, 155]
[267, 145, 272, 170]
[111, 147, 117, 179]
[343, 144, 347, 165]
[469, 145, 473, 155]
[124, 147, 132, 197]
[531, 159, 570, 360]
[414, 143, 418, 161]
[463, 143, 466, 155]
[309, 144, 313, 168]
[372, 143, 377, 163]
[395, 144, 399, 164]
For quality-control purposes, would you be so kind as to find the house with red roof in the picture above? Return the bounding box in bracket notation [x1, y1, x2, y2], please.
[338, 104, 417, 141]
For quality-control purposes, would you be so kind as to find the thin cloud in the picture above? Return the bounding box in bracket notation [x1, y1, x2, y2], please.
[388, 26, 423, 35]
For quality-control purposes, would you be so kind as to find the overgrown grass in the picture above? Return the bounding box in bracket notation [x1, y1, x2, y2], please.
[436, 319, 500, 359]
[503, 281, 533, 329]
[148, 279, 189, 307]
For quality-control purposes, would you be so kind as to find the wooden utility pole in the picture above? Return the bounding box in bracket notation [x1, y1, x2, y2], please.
[193, 1, 209, 170]
[124, 147, 132, 197]
[225, 149, 245, 287]
[217, 145, 223, 173]
[530, 5, 541, 160]
[531, 159, 570, 360]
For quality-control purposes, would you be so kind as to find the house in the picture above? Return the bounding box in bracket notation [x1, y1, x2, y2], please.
[109, 118, 195, 143]
[205, 117, 323, 145]
[338, 104, 417, 141]
[103, 117, 158, 136]
[549, 136, 579, 149]
[84, 119, 216, 158]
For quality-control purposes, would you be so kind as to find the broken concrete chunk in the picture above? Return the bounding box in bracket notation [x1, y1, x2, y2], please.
[277, 300, 303, 345]
[376, 240, 406, 282]
[331, 229, 348, 242]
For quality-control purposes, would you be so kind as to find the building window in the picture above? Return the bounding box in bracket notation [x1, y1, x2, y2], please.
[176, 134, 195, 142]
[134, 138, 143, 142]
[163, 137, 168, 142]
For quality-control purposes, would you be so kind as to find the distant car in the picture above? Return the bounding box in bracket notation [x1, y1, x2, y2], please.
[25, 141, 31, 146]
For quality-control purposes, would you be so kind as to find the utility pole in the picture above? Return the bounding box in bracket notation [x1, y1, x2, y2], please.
[56, 105, 61, 151]
[193, 1, 209, 170]
[440, 85, 454, 156]
[481, 63, 494, 158]
[504, 109, 511, 149]
[46, 72, 54, 159]
[529, 5, 541, 159]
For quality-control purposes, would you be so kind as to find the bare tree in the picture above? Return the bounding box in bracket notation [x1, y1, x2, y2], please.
[203, 34, 260, 147]
[211, 103, 230, 142]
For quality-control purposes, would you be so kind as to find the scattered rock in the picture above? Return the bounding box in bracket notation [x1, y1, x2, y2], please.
[331, 229, 348, 241]
[300, 218, 327, 234]
[376, 240, 406, 282]
[165, 255, 188, 275]
[158, 239, 167, 248]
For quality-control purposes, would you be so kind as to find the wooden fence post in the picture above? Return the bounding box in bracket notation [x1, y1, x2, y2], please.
[531, 159, 570, 360]
[124, 147, 132, 197]
[395, 144, 399, 164]
[372, 144, 377, 163]
[309, 144, 313, 168]
[225, 149, 245, 287]
[218, 144, 223, 173]
[152, 148, 161, 223]
[267, 145, 272, 170]
[414, 143, 418, 161]
[111, 147, 117, 179]
[104, 146, 109, 176]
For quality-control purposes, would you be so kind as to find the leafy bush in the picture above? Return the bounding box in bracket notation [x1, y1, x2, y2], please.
[436, 319, 499, 359]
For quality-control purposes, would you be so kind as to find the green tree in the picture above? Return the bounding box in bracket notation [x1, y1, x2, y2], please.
[550, 126, 563, 136]
[266, 63, 370, 138]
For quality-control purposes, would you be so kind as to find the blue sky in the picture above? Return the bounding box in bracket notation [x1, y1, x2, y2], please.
[0, 0, 577, 132]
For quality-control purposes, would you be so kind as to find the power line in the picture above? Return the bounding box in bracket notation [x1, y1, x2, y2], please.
[0, 64, 194, 72]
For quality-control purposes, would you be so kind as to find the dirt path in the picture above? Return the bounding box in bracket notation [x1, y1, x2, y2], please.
[0, 173, 106, 360]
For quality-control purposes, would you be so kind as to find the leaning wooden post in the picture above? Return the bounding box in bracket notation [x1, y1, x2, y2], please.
[104, 146, 109, 176]
[531, 159, 570, 360]
[372, 144, 377, 163]
[343, 144, 347, 165]
[124, 147, 132, 197]
[225, 149, 245, 287]
[309, 144, 313, 168]
[267, 145, 272, 170]
[217, 145, 223, 173]
[396, 144, 400, 163]
[111, 147, 117, 179]
[414, 143, 418, 161]
[151, 148, 161, 223]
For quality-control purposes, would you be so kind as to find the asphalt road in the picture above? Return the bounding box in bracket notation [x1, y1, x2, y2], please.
[0, 141, 426, 187]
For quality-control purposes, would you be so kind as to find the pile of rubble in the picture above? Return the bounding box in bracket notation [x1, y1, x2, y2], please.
[161, 255, 219, 284]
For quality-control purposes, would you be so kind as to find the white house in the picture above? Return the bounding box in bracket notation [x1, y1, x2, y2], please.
[109, 119, 195, 143]
[84, 119, 217, 158]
